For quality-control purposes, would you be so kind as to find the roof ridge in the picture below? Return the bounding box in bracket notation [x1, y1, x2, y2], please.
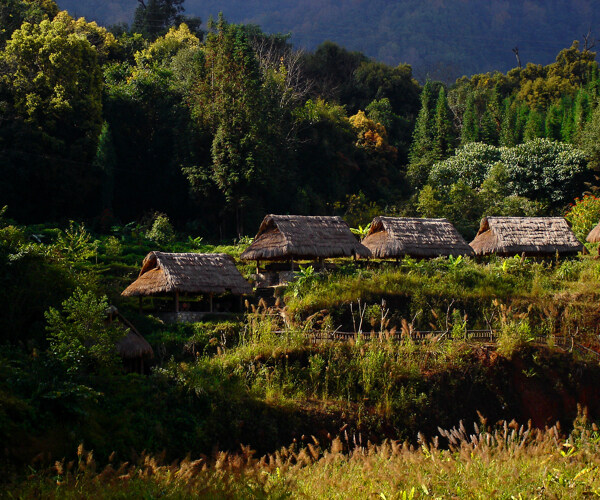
[153, 252, 177, 290]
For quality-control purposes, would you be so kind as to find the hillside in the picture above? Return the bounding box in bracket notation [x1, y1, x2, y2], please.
[56, 0, 600, 80]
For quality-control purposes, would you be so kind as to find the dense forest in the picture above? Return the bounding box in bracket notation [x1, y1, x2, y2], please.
[3, 0, 600, 237]
[57, 0, 600, 80]
[6, 0, 600, 496]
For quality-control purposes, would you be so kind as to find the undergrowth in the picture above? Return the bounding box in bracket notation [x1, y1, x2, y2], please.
[7, 413, 600, 499]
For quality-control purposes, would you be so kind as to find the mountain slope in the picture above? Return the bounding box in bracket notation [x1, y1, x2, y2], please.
[56, 0, 600, 80]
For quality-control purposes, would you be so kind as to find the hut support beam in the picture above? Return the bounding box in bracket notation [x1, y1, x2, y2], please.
[175, 291, 179, 313]
[209, 293, 214, 312]
[290, 257, 294, 271]
[256, 260, 260, 274]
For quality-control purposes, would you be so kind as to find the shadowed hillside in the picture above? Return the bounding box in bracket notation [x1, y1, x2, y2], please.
[56, 0, 600, 80]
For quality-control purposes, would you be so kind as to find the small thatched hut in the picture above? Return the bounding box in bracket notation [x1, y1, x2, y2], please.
[586, 222, 600, 243]
[361, 217, 474, 259]
[240, 215, 371, 264]
[107, 306, 153, 373]
[122, 252, 252, 312]
[469, 216, 584, 256]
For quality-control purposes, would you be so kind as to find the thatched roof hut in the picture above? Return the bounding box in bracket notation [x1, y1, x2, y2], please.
[122, 252, 252, 297]
[240, 215, 371, 261]
[361, 217, 474, 259]
[586, 222, 600, 243]
[106, 306, 153, 373]
[113, 311, 153, 360]
[469, 217, 584, 256]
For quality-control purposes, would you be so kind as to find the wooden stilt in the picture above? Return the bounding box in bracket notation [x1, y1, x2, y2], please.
[175, 291, 179, 313]
[256, 260, 260, 274]
[291, 257, 294, 271]
[209, 293, 214, 312]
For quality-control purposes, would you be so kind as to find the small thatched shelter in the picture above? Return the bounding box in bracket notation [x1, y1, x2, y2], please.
[107, 306, 153, 373]
[240, 215, 371, 263]
[361, 217, 474, 259]
[122, 252, 252, 312]
[469, 217, 584, 256]
[586, 222, 600, 243]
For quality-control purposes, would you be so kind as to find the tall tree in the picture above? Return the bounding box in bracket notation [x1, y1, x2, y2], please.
[185, 17, 277, 236]
[0, 13, 104, 219]
[407, 80, 439, 189]
[432, 86, 455, 161]
[0, 0, 58, 47]
[460, 92, 479, 145]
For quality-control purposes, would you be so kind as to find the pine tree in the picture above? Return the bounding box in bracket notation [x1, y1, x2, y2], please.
[561, 97, 575, 142]
[573, 88, 591, 136]
[523, 109, 546, 141]
[480, 108, 498, 145]
[500, 100, 518, 147]
[407, 80, 438, 189]
[460, 92, 479, 145]
[409, 80, 435, 162]
[545, 104, 562, 140]
[514, 104, 530, 143]
[94, 122, 117, 210]
[432, 86, 455, 160]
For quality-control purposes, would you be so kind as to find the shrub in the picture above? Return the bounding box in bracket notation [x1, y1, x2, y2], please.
[45, 288, 123, 375]
[104, 235, 122, 257]
[496, 319, 534, 359]
[146, 213, 176, 246]
[565, 194, 600, 242]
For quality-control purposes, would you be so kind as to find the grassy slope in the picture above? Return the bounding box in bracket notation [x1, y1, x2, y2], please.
[5, 225, 600, 497]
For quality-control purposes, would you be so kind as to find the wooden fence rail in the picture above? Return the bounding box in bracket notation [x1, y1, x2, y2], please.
[297, 329, 498, 344]
[268, 328, 600, 359]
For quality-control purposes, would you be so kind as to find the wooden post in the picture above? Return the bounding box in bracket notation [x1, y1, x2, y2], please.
[319, 257, 324, 270]
[256, 260, 260, 274]
[175, 291, 179, 313]
[209, 293, 214, 312]
[139, 296, 143, 314]
[291, 257, 294, 271]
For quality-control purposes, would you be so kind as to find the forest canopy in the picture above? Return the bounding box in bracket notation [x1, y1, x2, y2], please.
[0, 0, 599, 239]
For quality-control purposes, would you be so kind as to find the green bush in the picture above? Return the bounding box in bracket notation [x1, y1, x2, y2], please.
[565, 194, 600, 242]
[146, 213, 176, 247]
[45, 288, 123, 375]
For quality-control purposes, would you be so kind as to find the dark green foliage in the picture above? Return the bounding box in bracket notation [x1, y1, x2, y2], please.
[94, 122, 117, 211]
[407, 80, 438, 190]
[432, 86, 456, 161]
[46, 288, 123, 375]
[0, 0, 58, 47]
[523, 109, 546, 141]
[460, 93, 479, 145]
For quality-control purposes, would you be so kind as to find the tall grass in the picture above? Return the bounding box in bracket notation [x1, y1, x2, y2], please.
[9, 413, 600, 499]
[285, 256, 600, 339]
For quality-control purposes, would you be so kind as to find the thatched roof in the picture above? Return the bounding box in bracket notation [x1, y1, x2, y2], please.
[115, 317, 154, 360]
[106, 307, 154, 360]
[469, 217, 584, 256]
[361, 217, 474, 258]
[586, 222, 600, 243]
[240, 214, 371, 261]
[122, 252, 252, 297]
